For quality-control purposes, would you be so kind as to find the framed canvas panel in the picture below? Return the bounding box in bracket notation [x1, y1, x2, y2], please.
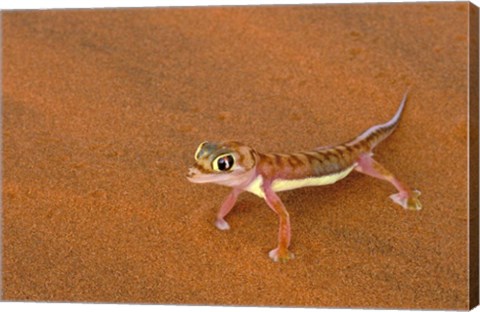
[2, 1, 479, 310]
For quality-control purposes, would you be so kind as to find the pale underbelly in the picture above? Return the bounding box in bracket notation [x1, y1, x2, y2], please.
[244, 164, 356, 198]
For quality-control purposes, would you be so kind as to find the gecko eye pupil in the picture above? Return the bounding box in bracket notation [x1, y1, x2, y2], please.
[217, 155, 234, 171]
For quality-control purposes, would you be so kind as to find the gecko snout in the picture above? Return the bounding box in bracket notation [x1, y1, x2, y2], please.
[186, 167, 199, 180]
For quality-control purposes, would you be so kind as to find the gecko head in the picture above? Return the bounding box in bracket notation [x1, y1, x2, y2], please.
[186, 141, 258, 187]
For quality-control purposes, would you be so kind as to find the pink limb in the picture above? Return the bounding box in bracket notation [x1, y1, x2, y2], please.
[215, 188, 243, 230]
[355, 153, 422, 210]
[263, 183, 294, 262]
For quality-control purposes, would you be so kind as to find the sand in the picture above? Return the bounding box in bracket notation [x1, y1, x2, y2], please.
[2, 3, 477, 309]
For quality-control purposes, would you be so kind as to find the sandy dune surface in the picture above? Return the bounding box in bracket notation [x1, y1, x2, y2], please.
[2, 3, 473, 309]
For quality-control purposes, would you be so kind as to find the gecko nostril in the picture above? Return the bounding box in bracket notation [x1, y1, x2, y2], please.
[187, 169, 196, 178]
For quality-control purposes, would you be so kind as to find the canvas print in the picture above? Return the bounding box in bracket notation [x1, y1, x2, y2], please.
[2, 2, 478, 310]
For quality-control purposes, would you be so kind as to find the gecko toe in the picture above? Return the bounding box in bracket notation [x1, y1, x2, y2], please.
[269, 247, 294, 263]
[406, 190, 422, 211]
[215, 218, 230, 230]
[389, 190, 422, 211]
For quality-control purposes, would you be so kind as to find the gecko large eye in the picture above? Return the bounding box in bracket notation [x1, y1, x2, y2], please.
[213, 154, 235, 172]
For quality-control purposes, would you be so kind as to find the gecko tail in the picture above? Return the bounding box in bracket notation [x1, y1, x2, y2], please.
[346, 89, 410, 151]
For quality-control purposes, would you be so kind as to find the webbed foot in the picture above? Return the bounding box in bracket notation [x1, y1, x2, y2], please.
[390, 190, 422, 211]
[269, 247, 295, 263]
[215, 218, 230, 230]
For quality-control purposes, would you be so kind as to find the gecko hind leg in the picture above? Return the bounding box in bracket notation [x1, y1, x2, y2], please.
[355, 153, 422, 211]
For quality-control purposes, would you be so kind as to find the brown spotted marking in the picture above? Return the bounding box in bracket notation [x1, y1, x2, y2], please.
[237, 149, 245, 164]
[249, 149, 257, 165]
[323, 149, 340, 163]
[194, 163, 211, 174]
[287, 154, 304, 168]
[299, 151, 321, 167]
[273, 154, 285, 168]
[259, 153, 275, 167]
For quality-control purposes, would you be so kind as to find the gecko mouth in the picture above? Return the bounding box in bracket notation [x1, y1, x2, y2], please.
[186, 165, 249, 185]
[186, 172, 232, 184]
[186, 167, 220, 183]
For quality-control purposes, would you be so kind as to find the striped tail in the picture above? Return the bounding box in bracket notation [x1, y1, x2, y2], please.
[346, 90, 409, 151]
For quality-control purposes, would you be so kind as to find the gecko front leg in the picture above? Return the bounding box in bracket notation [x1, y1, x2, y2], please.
[215, 188, 243, 230]
[263, 182, 294, 262]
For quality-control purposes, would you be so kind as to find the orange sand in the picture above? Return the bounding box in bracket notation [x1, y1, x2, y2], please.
[2, 3, 476, 309]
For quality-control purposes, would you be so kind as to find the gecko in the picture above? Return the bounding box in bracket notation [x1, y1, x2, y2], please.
[186, 91, 421, 263]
